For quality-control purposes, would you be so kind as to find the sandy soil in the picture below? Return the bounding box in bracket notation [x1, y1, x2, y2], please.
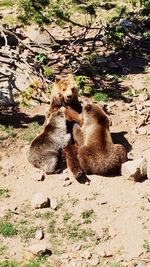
[0, 85, 150, 267]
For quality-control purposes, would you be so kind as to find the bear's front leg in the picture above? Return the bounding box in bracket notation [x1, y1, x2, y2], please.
[73, 124, 84, 146]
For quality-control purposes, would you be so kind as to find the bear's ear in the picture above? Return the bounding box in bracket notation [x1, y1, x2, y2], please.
[55, 75, 62, 83]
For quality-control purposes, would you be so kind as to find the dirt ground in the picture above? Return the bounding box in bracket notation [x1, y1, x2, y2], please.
[0, 69, 150, 267]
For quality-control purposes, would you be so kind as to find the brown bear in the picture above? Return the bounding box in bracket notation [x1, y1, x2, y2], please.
[73, 103, 127, 176]
[28, 107, 71, 175]
[40, 74, 89, 182]
[28, 105, 84, 179]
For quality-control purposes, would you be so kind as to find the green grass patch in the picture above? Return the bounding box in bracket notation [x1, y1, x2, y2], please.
[18, 225, 38, 241]
[48, 218, 57, 234]
[0, 220, 17, 237]
[0, 188, 10, 198]
[0, 245, 7, 255]
[0, 125, 17, 139]
[92, 91, 109, 102]
[0, 0, 15, 7]
[24, 255, 48, 267]
[22, 122, 42, 143]
[143, 239, 150, 253]
[35, 211, 55, 220]
[81, 209, 95, 224]
[63, 212, 73, 222]
[0, 260, 19, 267]
[59, 220, 100, 243]
[122, 88, 133, 97]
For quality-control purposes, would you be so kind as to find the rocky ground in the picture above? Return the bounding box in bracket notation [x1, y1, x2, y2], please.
[0, 3, 150, 267]
[0, 82, 150, 267]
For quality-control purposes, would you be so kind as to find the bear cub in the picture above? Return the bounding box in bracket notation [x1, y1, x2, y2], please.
[73, 103, 127, 176]
[28, 107, 71, 174]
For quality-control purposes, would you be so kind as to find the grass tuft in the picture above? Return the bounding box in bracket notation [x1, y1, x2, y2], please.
[0, 220, 17, 237]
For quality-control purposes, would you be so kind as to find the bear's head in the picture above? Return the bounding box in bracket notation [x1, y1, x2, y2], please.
[46, 107, 67, 131]
[53, 74, 78, 104]
[82, 103, 110, 128]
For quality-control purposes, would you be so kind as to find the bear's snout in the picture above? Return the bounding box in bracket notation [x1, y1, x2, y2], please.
[64, 94, 73, 103]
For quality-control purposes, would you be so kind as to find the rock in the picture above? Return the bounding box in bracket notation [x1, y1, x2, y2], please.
[123, 96, 132, 103]
[60, 253, 71, 264]
[136, 104, 143, 111]
[50, 198, 57, 210]
[81, 251, 92, 259]
[63, 180, 72, 187]
[0, 132, 9, 140]
[33, 170, 45, 181]
[71, 243, 82, 252]
[28, 243, 51, 256]
[35, 230, 44, 240]
[131, 126, 138, 134]
[144, 149, 150, 179]
[31, 193, 50, 209]
[138, 127, 147, 135]
[88, 255, 100, 265]
[131, 110, 137, 117]
[138, 93, 148, 102]
[121, 158, 147, 181]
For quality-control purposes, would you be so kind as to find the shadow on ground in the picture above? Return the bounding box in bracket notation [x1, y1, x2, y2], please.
[0, 109, 45, 128]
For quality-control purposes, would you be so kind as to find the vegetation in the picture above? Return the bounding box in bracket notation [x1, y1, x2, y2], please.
[93, 92, 109, 102]
[0, 188, 10, 198]
[0, 220, 17, 237]
[0, 245, 7, 256]
[0, 261, 19, 267]
[143, 239, 150, 253]
[81, 209, 95, 224]
[0, 125, 17, 140]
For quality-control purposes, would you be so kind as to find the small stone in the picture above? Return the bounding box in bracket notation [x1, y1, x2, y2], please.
[85, 181, 90, 186]
[144, 149, 150, 179]
[63, 180, 72, 187]
[0, 132, 9, 140]
[123, 96, 132, 103]
[50, 198, 57, 210]
[121, 158, 147, 181]
[81, 251, 92, 259]
[35, 230, 44, 240]
[131, 126, 138, 134]
[136, 104, 143, 111]
[131, 110, 137, 116]
[31, 193, 50, 209]
[138, 93, 148, 102]
[28, 243, 51, 256]
[88, 255, 100, 266]
[34, 174, 45, 182]
[138, 127, 147, 135]
[72, 243, 82, 252]
[63, 168, 69, 174]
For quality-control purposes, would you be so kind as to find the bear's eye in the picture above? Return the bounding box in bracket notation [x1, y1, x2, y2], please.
[62, 88, 66, 92]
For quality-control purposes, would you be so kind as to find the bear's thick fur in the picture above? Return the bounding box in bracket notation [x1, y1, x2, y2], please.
[28, 106, 84, 178]
[28, 107, 71, 174]
[73, 103, 127, 176]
